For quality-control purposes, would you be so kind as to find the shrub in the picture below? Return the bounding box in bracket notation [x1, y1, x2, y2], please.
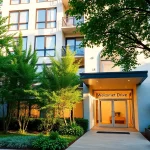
[52, 118, 64, 132]
[75, 118, 88, 132]
[59, 124, 84, 136]
[49, 131, 59, 140]
[0, 136, 37, 149]
[148, 125, 150, 129]
[28, 118, 43, 131]
[32, 134, 68, 150]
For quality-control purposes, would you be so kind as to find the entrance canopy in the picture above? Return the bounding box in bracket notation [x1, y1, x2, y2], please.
[80, 71, 148, 89]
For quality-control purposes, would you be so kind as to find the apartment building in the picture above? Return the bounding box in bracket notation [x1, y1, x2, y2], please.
[0, 0, 150, 132]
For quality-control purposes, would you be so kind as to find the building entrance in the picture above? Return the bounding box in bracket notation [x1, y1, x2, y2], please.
[95, 90, 134, 128]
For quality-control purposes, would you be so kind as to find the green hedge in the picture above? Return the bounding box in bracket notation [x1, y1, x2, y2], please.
[0, 118, 88, 132]
[32, 134, 68, 150]
[75, 118, 88, 132]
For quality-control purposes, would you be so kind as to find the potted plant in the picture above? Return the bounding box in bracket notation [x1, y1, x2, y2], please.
[145, 125, 150, 141]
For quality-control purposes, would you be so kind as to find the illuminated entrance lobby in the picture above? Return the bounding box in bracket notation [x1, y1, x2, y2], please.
[80, 71, 148, 131]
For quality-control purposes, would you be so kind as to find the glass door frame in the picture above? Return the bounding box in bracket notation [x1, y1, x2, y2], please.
[98, 99, 128, 127]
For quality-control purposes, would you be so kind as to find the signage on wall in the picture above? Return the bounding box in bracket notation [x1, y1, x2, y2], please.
[95, 90, 132, 99]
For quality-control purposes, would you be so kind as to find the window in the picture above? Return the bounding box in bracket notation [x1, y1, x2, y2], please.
[35, 35, 56, 57]
[66, 38, 84, 55]
[36, 64, 51, 72]
[36, 8, 56, 29]
[10, 0, 30, 4]
[37, 0, 56, 2]
[13, 37, 28, 51]
[9, 10, 29, 30]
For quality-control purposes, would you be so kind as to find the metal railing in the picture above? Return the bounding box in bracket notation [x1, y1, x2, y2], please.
[62, 17, 84, 27]
[62, 46, 84, 56]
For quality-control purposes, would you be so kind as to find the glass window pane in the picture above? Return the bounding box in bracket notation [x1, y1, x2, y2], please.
[46, 50, 55, 57]
[19, 24, 28, 29]
[36, 51, 44, 57]
[46, 36, 55, 49]
[36, 65, 43, 72]
[20, 11, 28, 23]
[47, 22, 56, 28]
[37, 10, 46, 22]
[9, 24, 18, 30]
[36, 37, 44, 49]
[11, 0, 19, 4]
[10, 12, 18, 23]
[100, 101, 112, 125]
[21, 0, 29, 3]
[37, 0, 46, 2]
[22, 37, 27, 50]
[76, 38, 82, 46]
[76, 46, 84, 55]
[114, 101, 126, 125]
[36, 23, 45, 29]
[47, 9, 56, 21]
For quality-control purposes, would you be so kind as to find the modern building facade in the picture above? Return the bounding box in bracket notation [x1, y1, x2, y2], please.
[0, 0, 150, 132]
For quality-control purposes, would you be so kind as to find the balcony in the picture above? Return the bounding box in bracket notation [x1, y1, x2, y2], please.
[62, 46, 84, 57]
[62, 16, 84, 35]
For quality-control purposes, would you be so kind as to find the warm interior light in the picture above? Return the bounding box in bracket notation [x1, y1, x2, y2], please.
[128, 80, 130, 82]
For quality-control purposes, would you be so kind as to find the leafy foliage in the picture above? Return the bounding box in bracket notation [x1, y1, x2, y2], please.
[49, 131, 59, 140]
[68, 0, 150, 71]
[59, 124, 84, 136]
[32, 134, 68, 150]
[0, 136, 37, 149]
[39, 49, 82, 125]
[75, 118, 88, 132]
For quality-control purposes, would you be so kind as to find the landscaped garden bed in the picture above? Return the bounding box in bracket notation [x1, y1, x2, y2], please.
[0, 118, 88, 150]
[0, 131, 79, 150]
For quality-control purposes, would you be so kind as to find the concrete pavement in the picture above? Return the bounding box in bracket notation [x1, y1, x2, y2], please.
[67, 130, 150, 150]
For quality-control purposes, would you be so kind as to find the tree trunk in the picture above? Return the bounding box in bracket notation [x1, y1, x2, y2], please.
[63, 109, 67, 126]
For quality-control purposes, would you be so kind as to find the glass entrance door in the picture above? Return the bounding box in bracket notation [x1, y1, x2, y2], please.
[113, 100, 127, 127]
[99, 100, 113, 127]
[99, 100, 128, 127]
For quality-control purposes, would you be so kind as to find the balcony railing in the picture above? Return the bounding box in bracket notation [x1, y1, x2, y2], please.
[62, 46, 84, 56]
[62, 17, 84, 27]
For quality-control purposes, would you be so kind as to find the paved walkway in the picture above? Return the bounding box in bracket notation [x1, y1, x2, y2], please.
[67, 130, 150, 150]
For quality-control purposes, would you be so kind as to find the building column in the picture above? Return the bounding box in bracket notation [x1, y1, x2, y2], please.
[83, 84, 94, 130]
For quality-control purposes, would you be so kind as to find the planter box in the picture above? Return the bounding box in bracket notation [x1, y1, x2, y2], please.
[145, 128, 150, 141]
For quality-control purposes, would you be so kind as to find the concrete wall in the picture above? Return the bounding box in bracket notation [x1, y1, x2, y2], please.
[134, 57, 150, 132]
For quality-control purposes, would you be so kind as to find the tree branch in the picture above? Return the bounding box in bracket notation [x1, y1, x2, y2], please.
[145, 0, 150, 6]
[105, 31, 150, 52]
[117, 7, 150, 14]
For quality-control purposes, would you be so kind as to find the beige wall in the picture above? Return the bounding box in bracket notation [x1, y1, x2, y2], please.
[63, 102, 83, 118]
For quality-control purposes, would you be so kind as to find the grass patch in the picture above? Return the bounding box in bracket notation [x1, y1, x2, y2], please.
[0, 131, 37, 138]
[0, 132, 79, 149]
[61, 135, 78, 143]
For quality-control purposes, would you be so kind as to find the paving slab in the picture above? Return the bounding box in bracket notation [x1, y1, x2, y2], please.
[67, 130, 150, 150]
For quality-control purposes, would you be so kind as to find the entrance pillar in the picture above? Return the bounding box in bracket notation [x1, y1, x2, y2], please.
[83, 84, 94, 130]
